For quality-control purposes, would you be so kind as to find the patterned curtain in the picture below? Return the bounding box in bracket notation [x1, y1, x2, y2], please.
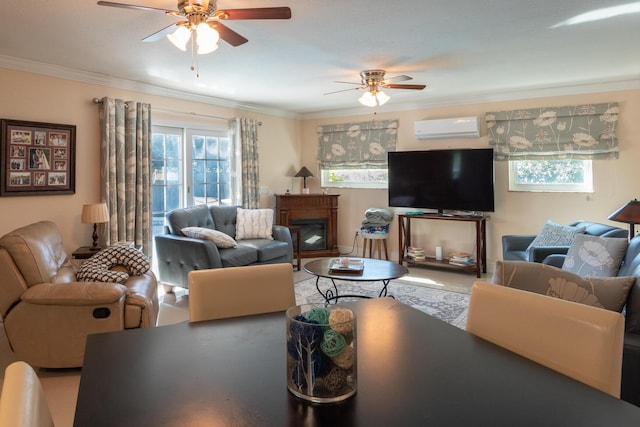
[317, 119, 399, 169]
[486, 103, 619, 160]
[99, 98, 152, 255]
[231, 118, 260, 209]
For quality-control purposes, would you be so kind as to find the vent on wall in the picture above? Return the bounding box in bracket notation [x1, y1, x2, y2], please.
[414, 117, 480, 139]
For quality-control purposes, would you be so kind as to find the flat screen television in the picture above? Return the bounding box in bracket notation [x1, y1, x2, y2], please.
[388, 148, 495, 213]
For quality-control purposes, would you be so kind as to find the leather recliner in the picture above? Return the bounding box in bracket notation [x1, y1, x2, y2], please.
[0, 221, 159, 368]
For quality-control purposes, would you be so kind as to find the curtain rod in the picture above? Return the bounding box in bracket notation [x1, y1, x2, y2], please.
[92, 98, 261, 125]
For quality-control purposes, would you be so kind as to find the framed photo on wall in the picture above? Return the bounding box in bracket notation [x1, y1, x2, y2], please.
[1, 119, 76, 196]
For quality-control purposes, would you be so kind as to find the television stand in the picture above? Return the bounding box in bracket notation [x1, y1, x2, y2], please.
[397, 213, 487, 278]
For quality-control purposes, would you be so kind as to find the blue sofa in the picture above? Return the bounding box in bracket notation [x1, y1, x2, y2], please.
[154, 205, 293, 290]
[502, 221, 628, 263]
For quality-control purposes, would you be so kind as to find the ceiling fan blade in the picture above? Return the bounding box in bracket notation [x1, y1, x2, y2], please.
[96, 1, 179, 15]
[214, 21, 249, 47]
[216, 7, 292, 20]
[384, 84, 427, 90]
[323, 87, 364, 95]
[382, 74, 412, 83]
[142, 23, 180, 42]
[334, 80, 363, 85]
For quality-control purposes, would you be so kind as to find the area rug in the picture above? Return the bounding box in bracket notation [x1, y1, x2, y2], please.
[294, 278, 469, 329]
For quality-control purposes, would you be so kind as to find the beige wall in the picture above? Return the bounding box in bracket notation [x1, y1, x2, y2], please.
[2, 67, 638, 270]
[0, 68, 301, 254]
[301, 89, 640, 267]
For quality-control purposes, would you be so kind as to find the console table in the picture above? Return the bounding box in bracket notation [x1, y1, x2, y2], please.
[398, 213, 487, 278]
[274, 194, 339, 258]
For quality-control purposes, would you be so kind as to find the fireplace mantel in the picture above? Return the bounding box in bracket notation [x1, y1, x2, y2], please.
[274, 194, 339, 258]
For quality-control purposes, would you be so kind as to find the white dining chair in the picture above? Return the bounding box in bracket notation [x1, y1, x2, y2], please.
[0, 361, 55, 427]
[466, 281, 625, 397]
[188, 263, 296, 322]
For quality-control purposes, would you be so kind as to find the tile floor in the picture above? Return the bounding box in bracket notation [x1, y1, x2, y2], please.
[0, 262, 482, 427]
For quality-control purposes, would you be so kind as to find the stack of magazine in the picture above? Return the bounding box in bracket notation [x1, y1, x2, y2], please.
[449, 252, 475, 266]
[328, 258, 364, 275]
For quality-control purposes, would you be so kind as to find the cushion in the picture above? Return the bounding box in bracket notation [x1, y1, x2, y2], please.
[492, 260, 635, 312]
[235, 208, 274, 240]
[182, 226, 238, 248]
[562, 234, 628, 277]
[77, 245, 151, 284]
[527, 220, 586, 253]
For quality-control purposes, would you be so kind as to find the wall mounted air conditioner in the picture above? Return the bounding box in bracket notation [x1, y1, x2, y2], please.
[414, 117, 480, 139]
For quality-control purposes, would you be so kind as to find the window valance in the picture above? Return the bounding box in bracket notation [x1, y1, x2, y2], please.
[317, 119, 398, 169]
[486, 103, 619, 160]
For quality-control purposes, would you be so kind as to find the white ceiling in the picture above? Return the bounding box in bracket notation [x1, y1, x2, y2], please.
[1, 0, 639, 117]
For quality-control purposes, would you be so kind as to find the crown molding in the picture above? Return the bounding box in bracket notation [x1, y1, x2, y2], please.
[0, 54, 299, 119]
[300, 77, 640, 120]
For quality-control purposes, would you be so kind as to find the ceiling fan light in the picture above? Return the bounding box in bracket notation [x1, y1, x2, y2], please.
[376, 91, 390, 105]
[359, 92, 377, 107]
[196, 22, 220, 54]
[167, 26, 191, 51]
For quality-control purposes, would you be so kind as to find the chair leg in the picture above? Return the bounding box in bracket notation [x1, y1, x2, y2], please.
[383, 239, 389, 260]
[362, 239, 367, 257]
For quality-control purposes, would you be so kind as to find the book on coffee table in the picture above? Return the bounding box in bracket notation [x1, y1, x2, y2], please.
[328, 258, 364, 275]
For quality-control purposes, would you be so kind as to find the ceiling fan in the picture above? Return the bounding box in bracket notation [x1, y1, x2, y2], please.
[97, 0, 292, 49]
[325, 70, 426, 107]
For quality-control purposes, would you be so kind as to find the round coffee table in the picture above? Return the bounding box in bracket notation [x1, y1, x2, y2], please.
[303, 257, 409, 303]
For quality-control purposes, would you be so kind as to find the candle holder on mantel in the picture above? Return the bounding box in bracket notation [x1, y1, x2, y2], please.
[294, 166, 314, 194]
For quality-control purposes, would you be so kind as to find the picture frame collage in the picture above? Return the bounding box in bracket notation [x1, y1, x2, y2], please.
[1, 119, 76, 196]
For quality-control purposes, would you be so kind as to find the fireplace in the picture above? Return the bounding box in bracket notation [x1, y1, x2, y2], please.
[274, 194, 339, 258]
[291, 218, 328, 251]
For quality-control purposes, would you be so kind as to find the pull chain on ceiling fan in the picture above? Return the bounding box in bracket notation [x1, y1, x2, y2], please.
[97, 0, 292, 75]
[325, 69, 427, 107]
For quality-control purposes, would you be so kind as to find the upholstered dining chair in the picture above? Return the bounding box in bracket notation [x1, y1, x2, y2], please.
[0, 361, 55, 427]
[466, 281, 625, 397]
[188, 263, 296, 322]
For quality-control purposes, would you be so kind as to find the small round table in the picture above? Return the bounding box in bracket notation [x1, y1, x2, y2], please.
[303, 257, 409, 303]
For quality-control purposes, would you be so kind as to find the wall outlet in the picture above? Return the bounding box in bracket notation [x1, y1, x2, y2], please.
[354, 229, 360, 238]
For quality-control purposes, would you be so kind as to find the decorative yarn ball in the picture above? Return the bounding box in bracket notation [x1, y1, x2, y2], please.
[329, 308, 354, 335]
[307, 307, 330, 327]
[290, 315, 323, 347]
[321, 329, 347, 358]
[322, 367, 347, 392]
[332, 344, 354, 369]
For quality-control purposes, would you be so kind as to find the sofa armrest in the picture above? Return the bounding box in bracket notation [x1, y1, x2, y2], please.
[272, 225, 293, 245]
[542, 254, 566, 268]
[502, 235, 536, 252]
[528, 246, 571, 263]
[154, 234, 223, 288]
[21, 282, 127, 306]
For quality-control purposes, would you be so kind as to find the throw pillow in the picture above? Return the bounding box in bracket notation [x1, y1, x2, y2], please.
[526, 220, 586, 254]
[77, 245, 151, 284]
[236, 208, 274, 240]
[182, 226, 238, 248]
[492, 260, 635, 312]
[562, 235, 628, 277]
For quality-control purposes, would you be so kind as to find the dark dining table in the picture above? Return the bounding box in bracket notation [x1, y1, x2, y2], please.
[74, 298, 640, 426]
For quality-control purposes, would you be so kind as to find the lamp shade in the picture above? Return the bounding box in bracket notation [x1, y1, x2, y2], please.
[608, 199, 640, 237]
[81, 203, 109, 224]
[294, 167, 314, 178]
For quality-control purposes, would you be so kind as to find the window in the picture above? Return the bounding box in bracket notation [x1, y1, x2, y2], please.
[317, 119, 398, 189]
[508, 159, 593, 192]
[151, 125, 232, 236]
[320, 168, 388, 189]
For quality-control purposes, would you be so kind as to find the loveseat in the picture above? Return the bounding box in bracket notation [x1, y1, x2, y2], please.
[502, 220, 628, 263]
[155, 205, 293, 290]
[494, 233, 640, 406]
[0, 221, 159, 368]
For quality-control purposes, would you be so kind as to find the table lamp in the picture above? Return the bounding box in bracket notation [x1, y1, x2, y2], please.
[295, 166, 314, 194]
[81, 203, 109, 249]
[608, 199, 640, 238]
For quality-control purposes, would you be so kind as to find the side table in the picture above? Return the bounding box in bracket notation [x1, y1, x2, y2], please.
[72, 246, 101, 260]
